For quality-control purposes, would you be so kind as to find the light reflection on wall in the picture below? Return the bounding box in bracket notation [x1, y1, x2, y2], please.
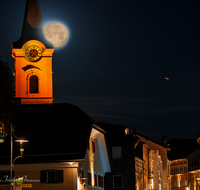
[150, 178, 154, 189]
[178, 175, 180, 187]
[89, 137, 94, 186]
[77, 176, 80, 190]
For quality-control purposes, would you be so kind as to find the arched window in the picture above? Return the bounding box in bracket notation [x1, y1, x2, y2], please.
[30, 75, 38, 93]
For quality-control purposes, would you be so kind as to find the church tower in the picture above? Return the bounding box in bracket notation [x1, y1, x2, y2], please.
[12, 0, 54, 105]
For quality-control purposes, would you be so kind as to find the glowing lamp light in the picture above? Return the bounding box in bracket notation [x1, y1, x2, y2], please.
[15, 139, 29, 157]
[125, 128, 129, 135]
[15, 140, 29, 144]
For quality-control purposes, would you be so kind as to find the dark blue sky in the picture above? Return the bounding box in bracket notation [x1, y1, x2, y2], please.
[1, 0, 200, 142]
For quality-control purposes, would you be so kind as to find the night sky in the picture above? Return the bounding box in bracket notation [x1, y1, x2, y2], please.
[1, 0, 200, 142]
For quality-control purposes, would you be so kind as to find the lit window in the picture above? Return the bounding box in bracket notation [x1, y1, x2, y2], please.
[112, 147, 122, 159]
[30, 75, 38, 93]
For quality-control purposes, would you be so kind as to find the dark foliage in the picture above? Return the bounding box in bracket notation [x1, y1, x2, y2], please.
[0, 57, 15, 135]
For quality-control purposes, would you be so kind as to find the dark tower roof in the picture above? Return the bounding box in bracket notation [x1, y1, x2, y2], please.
[12, 0, 54, 48]
[24, 0, 43, 28]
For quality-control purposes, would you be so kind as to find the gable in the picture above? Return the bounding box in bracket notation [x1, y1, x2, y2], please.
[77, 126, 110, 188]
[81, 126, 110, 175]
[91, 125, 111, 174]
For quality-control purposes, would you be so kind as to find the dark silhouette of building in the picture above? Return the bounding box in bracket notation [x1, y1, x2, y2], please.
[98, 122, 138, 190]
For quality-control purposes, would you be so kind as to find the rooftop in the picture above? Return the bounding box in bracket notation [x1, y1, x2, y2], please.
[0, 103, 100, 164]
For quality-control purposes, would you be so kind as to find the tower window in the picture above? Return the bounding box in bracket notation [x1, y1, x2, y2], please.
[30, 75, 38, 93]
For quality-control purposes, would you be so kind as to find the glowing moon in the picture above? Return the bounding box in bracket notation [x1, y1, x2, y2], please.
[43, 22, 68, 48]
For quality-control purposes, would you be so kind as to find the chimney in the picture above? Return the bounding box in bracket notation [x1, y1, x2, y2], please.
[162, 135, 167, 146]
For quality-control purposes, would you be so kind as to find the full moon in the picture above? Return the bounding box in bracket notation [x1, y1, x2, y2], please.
[43, 22, 68, 48]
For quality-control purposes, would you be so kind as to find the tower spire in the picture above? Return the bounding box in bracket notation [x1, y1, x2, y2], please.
[12, 0, 53, 48]
[23, 0, 43, 29]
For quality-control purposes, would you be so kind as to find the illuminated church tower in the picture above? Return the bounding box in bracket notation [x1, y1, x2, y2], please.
[12, 0, 54, 105]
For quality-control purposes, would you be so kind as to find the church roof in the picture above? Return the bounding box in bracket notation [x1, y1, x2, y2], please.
[0, 103, 103, 164]
[12, 0, 53, 48]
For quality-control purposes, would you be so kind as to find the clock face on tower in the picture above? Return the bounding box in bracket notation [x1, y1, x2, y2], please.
[25, 45, 42, 62]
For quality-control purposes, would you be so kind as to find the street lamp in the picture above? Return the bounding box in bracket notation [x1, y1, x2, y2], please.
[10, 123, 28, 190]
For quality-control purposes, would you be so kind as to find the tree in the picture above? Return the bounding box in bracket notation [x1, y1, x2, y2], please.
[0, 56, 15, 136]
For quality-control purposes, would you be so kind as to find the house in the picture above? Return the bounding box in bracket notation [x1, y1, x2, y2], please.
[133, 131, 170, 190]
[98, 122, 138, 190]
[135, 155, 144, 190]
[168, 137, 200, 190]
[0, 103, 111, 190]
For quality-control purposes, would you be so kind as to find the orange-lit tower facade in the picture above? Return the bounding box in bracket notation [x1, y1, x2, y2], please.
[12, 0, 54, 105]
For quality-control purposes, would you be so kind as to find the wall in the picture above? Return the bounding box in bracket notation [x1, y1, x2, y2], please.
[12, 40, 54, 104]
[0, 162, 77, 190]
[135, 156, 144, 190]
[135, 134, 169, 190]
[104, 137, 136, 190]
[170, 159, 188, 190]
[78, 136, 104, 190]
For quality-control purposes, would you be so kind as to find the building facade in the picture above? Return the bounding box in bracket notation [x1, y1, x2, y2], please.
[135, 156, 144, 190]
[134, 132, 170, 190]
[98, 122, 137, 190]
[170, 158, 188, 190]
[168, 138, 200, 190]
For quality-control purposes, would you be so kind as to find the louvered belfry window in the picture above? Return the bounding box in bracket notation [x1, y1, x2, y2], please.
[30, 75, 38, 93]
